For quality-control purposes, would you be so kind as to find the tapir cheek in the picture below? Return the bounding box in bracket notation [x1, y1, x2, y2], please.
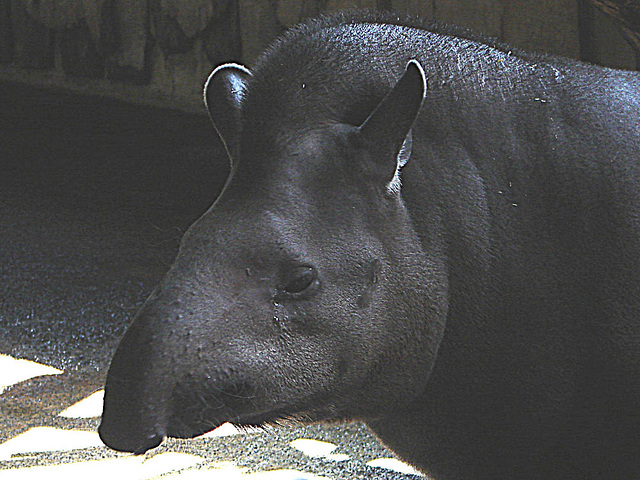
[166, 371, 257, 437]
[270, 301, 326, 336]
[163, 342, 336, 433]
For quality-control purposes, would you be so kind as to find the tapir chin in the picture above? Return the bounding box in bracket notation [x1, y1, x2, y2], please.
[99, 11, 640, 480]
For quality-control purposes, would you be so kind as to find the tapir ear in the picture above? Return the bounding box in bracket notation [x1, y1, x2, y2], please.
[357, 60, 426, 189]
[204, 63, 252, 163]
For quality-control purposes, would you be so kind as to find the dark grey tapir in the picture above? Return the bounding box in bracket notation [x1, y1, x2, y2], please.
[99, 11, 640, 479]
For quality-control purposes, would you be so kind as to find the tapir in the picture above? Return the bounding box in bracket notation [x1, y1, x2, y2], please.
[99, 11, 640, 479]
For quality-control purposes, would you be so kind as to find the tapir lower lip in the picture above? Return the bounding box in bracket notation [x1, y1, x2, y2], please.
[229, 399, 337, 429]
[132, 432, 165, 455]
[165, 401, 325, 440]
[165, 408, 282, 439]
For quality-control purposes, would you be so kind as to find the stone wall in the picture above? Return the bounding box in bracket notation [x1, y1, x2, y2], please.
[0, 0, 636, 109]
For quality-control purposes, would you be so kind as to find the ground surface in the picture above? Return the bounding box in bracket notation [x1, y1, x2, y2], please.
[0, 82, 424, 479]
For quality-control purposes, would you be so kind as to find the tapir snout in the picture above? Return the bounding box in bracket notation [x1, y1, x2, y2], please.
[100, 354, 258, 454]
[99, 291, 271, 453]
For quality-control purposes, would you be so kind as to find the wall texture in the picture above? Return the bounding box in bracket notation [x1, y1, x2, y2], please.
[0, 0, 637, 109]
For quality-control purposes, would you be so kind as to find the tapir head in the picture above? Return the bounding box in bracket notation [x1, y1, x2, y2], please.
[99, 57, 448, 454]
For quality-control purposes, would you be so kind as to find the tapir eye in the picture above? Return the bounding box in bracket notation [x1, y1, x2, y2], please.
[281, 266, 319, 297]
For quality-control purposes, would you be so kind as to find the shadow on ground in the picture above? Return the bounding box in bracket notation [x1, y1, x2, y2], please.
[0, 82, 228, 372]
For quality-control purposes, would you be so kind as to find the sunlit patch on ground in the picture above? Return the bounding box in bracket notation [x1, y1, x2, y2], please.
[0, 427, 103, 461]
[290, 439, 350, 461]
[0, 381, 424, 478]
[0, 451, 204, 479]
[0, 355, 63, 394]
[58, 390, 104, 418]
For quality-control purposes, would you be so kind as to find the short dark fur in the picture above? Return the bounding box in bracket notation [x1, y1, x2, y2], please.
[101, 11, 640, 480]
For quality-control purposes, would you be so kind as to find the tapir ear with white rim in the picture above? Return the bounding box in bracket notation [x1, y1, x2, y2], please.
[204, 63, 252, 164]
[357, 60, 426, 193]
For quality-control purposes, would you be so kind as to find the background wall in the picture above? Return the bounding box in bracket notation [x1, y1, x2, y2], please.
[0, 0, 637, 110]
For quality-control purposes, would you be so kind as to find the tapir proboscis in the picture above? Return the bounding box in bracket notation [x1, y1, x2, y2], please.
[99, 11, 640, 480]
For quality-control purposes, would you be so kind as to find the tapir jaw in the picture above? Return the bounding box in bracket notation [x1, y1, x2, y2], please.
[99, 375, 336, 454]
[99, 342, 341, 454]
[166, 374, 339, 438]
[162, 376, 260, 439]
[99, 370, 247, 453]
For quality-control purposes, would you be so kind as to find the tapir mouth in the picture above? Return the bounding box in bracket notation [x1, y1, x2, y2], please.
[120, 403, 328, 455]
[167, 406, 298, 439]
[164, 376, 261, 435]
[100, 374, 335, 455]
[165, 383, 333, 441]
